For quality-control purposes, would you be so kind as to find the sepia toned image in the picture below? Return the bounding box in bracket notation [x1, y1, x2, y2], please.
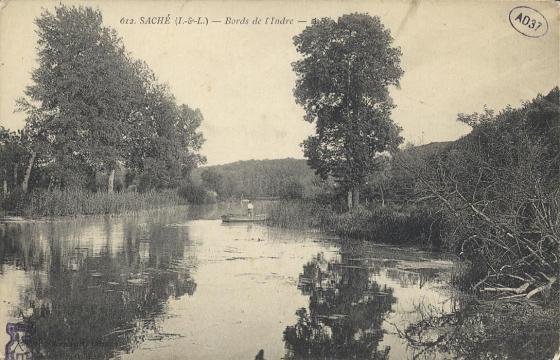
[0, 0, 558, 359]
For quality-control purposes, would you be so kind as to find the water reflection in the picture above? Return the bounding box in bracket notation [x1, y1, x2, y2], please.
[384, 268, 440, 289]
[3, 208, 554, 359]
[0, 209, 196, 359]
[284, 253, 396, 359]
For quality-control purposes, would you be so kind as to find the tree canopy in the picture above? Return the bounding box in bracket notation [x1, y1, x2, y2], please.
[293, 13, 404, 206]
[14, 5, 204, 192]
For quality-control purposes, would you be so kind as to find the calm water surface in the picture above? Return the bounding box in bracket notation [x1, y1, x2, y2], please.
[1, 206, 464, 359]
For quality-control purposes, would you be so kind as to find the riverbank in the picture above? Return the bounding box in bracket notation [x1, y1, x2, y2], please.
[266, 200, 442, 249]
[0, 189, 187, 217]
[266, 198, 558, 298]
[264, 198, 560, 350]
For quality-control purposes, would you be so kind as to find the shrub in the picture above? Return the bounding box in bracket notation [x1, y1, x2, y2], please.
[0, 189, 30, 215]
[178, 181, 207, 205]
[328, 204, 442, 248]
[266, 200, 441, 249]
[407, 87, 559, 294]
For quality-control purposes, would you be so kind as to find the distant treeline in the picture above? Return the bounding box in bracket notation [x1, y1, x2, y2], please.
[190, 158, 330, 200]
[185, 145, 452, 205]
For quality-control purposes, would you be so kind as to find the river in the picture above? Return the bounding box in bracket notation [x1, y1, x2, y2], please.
[1, 206, 552, 359]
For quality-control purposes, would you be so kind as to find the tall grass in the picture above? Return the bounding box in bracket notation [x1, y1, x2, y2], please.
[23, 189, 185, 217]
[266, 200, 333, 229]
[329, 205, 442, 248]
[267, 200, 442, 248]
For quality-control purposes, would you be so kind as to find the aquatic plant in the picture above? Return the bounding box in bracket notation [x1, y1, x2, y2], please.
[24, 188, 184, 216]
[266, 200, 442, 248]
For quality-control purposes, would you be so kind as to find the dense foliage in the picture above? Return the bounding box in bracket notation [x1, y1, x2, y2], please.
[3, 5, 204, 200]
[0, 127, 28, 194]
[268, 88, 559, 301]
[293, 13, 403, 207]
[192, 158, 327, 200]
[400, 87, 559, 296]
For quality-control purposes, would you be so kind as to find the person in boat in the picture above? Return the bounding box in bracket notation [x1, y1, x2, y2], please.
[247, 201, 254, 217]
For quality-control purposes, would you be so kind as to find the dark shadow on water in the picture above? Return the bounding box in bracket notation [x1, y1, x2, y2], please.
[283, 245, 559, 360]
[0, 211, 197, 359]
[283, 252, 396, 360]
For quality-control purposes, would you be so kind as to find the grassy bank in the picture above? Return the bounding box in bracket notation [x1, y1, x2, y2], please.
[1, 189, 186, 217]
[267, 200, 442, 249]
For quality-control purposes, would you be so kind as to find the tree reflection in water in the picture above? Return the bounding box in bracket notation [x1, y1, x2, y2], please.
[0, 214, 197, 359]
[284, 253, 396, 360]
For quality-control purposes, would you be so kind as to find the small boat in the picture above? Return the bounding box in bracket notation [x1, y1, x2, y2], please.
[221, 214, 267, 223]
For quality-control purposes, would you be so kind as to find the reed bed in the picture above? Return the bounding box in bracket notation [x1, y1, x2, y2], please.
[329, 205, 441, 247]
[267, 200, 442, 248]
[266, 200, 333, 229]
[24, 189, 185, 217]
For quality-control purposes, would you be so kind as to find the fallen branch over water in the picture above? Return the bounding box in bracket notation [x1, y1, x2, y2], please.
[479, 276, 557, 300]
[527, 276, 557, 300]
[482, 282, 530, 294]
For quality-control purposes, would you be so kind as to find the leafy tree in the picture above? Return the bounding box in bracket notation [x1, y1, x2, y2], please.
[16, 5, 205, 193]
[0, 126, 14, 194]
[114, 60, 206, 192]
[200, 168, 224, 196]
[17, 5, 147, 191]
[131, 87, 205, 191]
[293, 13, 404, 209]
[363, 154, 392, 206]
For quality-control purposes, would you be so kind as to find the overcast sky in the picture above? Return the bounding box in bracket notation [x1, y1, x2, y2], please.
[1, 0, 558, 165]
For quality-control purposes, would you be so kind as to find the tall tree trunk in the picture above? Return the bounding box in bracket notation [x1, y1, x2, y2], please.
[13, 165, 18, 190]
[352, 188, 360, 207]
[3, 169, 7, 194]
[22, 151, 36, 193]
[108, 168, 115, 193]
[380, 184, 385, 207]
[347, 190, 353, 210]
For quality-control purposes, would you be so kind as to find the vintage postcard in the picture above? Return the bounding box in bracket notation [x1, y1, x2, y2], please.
[0, 0, 558, 359]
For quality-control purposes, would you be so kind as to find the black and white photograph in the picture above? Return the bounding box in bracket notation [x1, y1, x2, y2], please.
[0, 0, 558, 359]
